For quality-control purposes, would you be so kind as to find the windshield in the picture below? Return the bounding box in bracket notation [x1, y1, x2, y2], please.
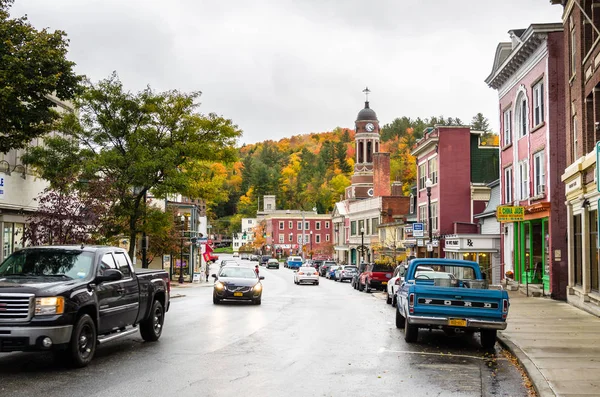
[371, 264, 394, 272]
[0, 249, 95, 280]
[219, 267, 257, 278]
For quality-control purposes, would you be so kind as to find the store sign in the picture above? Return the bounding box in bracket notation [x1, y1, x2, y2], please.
[404, 226, 413, 235]
[0, 176, 4, 200]
[417, 239, 424, 247]
[496, 206, 524, 222]
[565, 175, 581, 195]
[445, 239, 460, 247]
[413, 223, 424, 237]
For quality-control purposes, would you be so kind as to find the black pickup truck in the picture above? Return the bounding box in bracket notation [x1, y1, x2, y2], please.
[0, 245, 170, 367]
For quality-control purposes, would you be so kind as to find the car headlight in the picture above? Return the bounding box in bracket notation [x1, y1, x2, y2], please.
[215, 281, 225, 290]
[35, 297, 65, 316]
[253, 283, 262, 292]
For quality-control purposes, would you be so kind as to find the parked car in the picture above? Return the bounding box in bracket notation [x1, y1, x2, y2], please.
[327, 265, 341, 280]
[319, 261, 337, 277]
[0, 245, 170, 367]
[266, 258, 280, 269]
[219, 259, 238, 268]
[240, 253, 250, 260]
[233, 252, 239, 257]
[395, 258, 509, 348]
[352, 263, 367, 289]
[335, 266, 358, 282]
[293, 266, 319, 285]
[250, 254, 259, 261]
[212, 265, 264, 305]
[286, 256, 303, 270]
[386, 264, 407, 306]
[260, 255, 272, 266]
[357, 263, 394, 292]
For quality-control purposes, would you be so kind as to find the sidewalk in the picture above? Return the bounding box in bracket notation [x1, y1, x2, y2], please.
[498, 290, 600, 397]
[170, 263, 217, 293]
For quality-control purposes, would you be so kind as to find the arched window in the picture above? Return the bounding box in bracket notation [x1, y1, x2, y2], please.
[358, 141, 364, 163]
[367, 141, 372, 162]
[515, 92, 528, 138]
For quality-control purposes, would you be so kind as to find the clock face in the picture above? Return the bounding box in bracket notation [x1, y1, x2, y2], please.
[367, 188, 374, 197]
[365, 123, 374, 132]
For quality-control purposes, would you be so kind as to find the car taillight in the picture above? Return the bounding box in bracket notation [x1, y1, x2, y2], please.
[298, 272, 304, 275]
[502, 299, 508, 319]
[409, 293, 415, 314]
[395, 278, 401, 285]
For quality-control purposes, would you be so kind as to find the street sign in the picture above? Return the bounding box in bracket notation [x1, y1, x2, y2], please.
[413, 223, 424, 237]
[426, 243, 433, 252]
[432, 240, 439, 247]
[496, 205, 524, 222]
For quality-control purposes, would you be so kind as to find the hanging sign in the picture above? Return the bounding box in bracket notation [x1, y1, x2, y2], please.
[496, 206, 524, 222]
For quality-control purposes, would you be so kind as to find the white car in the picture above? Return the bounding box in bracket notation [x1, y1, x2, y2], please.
[294, 266, 319, 285]
[387, 264, 433, 306]
[233, 252, 240, 257]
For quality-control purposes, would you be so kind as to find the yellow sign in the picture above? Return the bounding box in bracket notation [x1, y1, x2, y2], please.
[496, 206, 524, 222]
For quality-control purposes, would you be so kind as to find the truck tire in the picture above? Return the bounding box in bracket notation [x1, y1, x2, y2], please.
[395, 307, 405, 328]
[392, 295, 397, 307]
[386, 293, 392, 305]
[404, 318, 418, 343]
[480, 330, 497, 349]
[60, 314, 97, 368]
[140, 299, 165, 342]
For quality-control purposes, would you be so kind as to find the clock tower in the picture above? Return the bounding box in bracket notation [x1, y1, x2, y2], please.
[345, 87, 381, 200]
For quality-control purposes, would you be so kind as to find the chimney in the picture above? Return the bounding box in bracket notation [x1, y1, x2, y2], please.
[391, 182, 403, 196]
[373, 152, 391, 197]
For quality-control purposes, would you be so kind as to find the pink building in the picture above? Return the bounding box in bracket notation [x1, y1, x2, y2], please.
[485, 23, 567, 298]
[411, 126, 499, 262]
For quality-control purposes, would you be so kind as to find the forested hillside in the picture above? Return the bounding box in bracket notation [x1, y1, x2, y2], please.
[212, 113, 494, 233]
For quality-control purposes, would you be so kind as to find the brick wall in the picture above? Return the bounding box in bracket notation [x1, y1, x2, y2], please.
[373, 152, 391, 197]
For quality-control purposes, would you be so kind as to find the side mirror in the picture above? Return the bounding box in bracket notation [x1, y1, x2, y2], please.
[96, 268, 123, 283]
[259, 276, 265, 280]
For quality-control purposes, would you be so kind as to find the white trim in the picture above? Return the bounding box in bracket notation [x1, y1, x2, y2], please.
[545, 57, 552, 201]
[498, 44, 548, 99]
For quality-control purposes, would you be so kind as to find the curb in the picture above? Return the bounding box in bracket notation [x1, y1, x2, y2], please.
[496, 333, 555, 397]
[171, 294, 186, 299]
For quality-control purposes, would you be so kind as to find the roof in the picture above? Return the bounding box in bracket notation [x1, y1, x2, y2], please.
[356, 101, 378, 121]
[474, 179, 500, 219]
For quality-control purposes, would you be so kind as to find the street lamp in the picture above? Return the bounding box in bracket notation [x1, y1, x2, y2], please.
[360, 227, 365, 263]
[425, 177, 433, 258]
[179, 214, 186, 284]
[310, 231, 313, 260]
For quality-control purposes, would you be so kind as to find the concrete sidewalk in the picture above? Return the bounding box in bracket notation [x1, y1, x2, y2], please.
[498, 290, 600, 397]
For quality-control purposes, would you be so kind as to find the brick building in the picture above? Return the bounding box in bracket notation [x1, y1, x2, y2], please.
[485, 23, 568, 299]
[551, 0, 600, 314]
[411, 126, 499, 259]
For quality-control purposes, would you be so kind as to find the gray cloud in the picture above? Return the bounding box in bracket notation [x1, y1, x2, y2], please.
[11, 0, 563, 144]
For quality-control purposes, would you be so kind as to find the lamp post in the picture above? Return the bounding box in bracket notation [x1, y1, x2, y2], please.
[360, 227, 365, 263]
[179, 214, 185, 284]
[310, 231, 313, 260]
[425, 177, 433, 258]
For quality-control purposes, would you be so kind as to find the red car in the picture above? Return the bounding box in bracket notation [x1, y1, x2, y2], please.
[357, 263, 394, 292]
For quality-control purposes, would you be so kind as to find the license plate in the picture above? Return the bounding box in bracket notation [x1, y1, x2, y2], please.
[382, 281, 387, 285]
[233, 292, 243, 297]
[448, 319, 467, 327]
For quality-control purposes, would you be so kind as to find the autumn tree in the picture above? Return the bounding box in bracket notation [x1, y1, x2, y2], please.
[23, 73, 242, 262]
[0, 0, 82, 153]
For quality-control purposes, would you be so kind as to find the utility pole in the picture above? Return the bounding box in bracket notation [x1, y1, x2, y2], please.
[141, 189, 148, 268]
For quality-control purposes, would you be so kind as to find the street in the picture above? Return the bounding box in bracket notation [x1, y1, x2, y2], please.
[0, 256, 530, 397]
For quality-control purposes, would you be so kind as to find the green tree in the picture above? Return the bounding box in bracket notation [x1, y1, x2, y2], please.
[471, 112, 491, 132]
[23, 73, 241, 261]
[0, 0, 82, 153]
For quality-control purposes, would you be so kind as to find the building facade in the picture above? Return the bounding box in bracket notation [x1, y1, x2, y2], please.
[486, 23, 568, 298]
[411, 126, 500, 258]
[263, 211, 333, 258]
[551, 0, 600, 313]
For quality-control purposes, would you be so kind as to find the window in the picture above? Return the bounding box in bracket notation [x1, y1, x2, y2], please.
[248, 220, 253, 224]
[573, 115, 578, 160]
[288, 233, 293, 242]
[533, 151, 545, 196]
[266, 203, 272, 210]
[316, 222, 321, 230]
[366, 220, 370, 235]
[533, 81, 544, 126]
[571, 23, 576, 76]
[504, 166, 513, 203]
[326, 234, 330, 242]
[99, 253, 117, 275]
[325, 221, 330, 229]
[304, 235, 309, 244]
[431, 202, 438, 231]
[305, 221, 309, 230]
[418, 205, 427, 223]
[409, 194, 414, 214]
[371, 218, 379, 234]
[297, 234, 302, 243]
[428, 157, 438, 184]
[503, 109, 512, 145]
[316, 234, 321, 243]
[517, 94, 528, 137]
[297, 221, 302, 230]
[288, 221, 293, 229]
[358, 220, 365, 233]
[279, 221, 284, 230]
[114, 252, 132, 278]
[418, 163, 426, 189]
[351, 221, 357, 236]
[519, 161, 529, 200]
[279, 234, 284, 243]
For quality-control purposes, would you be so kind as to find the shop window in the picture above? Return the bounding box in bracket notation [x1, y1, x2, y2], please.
[574, 214, 583, 286]
[590, 210, 598, 292]
[3, 223, 14, 259]
[478, 253, 491, 279]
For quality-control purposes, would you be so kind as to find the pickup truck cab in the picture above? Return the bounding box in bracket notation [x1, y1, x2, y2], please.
[0, 245, 170, 367]
[395, 258, 509, 349]
[286, 256, 303, 270]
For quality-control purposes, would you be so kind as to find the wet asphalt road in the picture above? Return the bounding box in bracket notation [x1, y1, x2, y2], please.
[0, 256, 530, 397]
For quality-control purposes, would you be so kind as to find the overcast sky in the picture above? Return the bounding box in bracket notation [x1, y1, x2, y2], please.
[11, 0, 563, 145]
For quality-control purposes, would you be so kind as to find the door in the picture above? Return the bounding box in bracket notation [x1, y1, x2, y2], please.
[96, 253, 122, 333]
[113, 252, 141, 327]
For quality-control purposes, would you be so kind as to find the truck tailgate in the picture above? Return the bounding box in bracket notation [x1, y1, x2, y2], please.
[412, 286, 507, 321]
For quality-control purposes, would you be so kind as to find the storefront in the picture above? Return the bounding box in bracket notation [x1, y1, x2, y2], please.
[443, 234, 500, 284]
[2, 220, 25, 260]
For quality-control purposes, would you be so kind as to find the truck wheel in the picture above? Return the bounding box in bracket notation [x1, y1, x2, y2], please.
[395, 307, 405, 328]
[61, 314, 97, 368]
[480, 330, 497, 349]
[404, 318, 418, 343]
[386, 293, 392, 305]
[140, 300, 165, 342]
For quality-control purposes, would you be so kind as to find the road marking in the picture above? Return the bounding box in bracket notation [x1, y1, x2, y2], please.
[378, 348, 508, 361]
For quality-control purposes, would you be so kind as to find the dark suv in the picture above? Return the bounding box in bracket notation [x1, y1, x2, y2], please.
[260, 255, 272, 266]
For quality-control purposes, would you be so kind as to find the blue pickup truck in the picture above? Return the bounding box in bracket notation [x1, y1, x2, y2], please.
[395, 258, 509, 349]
